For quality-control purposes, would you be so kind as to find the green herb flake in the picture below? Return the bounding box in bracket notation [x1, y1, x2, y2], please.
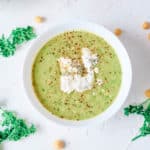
[124, 98, 150, 141]
[0, 109, 36, 144]
[0, 26, 36, 57]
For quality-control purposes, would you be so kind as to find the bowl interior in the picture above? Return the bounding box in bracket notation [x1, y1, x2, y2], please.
[23, 21, 132, 126]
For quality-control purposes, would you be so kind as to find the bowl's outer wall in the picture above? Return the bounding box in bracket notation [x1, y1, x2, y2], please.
[23, 21, 132, 126]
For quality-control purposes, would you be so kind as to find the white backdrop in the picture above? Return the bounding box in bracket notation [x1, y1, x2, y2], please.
[0, 0, 150, 149]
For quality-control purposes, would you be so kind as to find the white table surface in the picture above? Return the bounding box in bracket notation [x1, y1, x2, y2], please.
[0, 0, 150, 149]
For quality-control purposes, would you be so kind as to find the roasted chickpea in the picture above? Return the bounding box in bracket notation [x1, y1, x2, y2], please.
[142, 22, 150, 29]
[114, 28, 122, 36]
[34, 16, 45, 23]
[147, 33, 150, 40]
[145, 89, 150, 98]
[53, 140, 65, 150]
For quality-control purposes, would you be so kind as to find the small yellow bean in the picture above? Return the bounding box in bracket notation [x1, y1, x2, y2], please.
[114, 28, 122, 36]
[53, 140, 65, 150]
[142, 22, 150, 29]
[145, 89, 150, 98]
[147, 33, 150, 40]
[34, 16, 45, 23]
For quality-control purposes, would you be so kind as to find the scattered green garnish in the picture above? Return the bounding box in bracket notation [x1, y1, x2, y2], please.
[124, 98, 150, 141]
[0, 26, 36, 57]
[0, 108, 36, 144]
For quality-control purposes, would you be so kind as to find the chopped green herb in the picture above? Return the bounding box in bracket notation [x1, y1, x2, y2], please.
[0, 108, 36, 144]
[0, 26, 36, 57]
[0, 35, 16, 57]
[124, 98, 150, 141]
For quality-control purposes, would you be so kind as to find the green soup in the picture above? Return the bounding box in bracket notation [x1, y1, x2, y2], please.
[32, 31, 122, 120]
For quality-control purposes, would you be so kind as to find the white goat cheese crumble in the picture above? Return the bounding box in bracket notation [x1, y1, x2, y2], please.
[58, 48, 100, 93]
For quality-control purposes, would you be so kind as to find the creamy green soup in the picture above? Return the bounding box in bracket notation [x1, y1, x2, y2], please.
[32, 31, 122, 120]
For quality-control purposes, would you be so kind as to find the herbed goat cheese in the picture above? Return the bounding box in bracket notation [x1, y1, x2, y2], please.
[58, 48, 100, 93]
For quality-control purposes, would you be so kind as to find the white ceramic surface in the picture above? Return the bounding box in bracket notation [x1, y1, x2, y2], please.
[23, 21, 132, 126]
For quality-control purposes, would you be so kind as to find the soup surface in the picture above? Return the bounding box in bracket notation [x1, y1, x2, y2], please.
[32, 31, 122, 120]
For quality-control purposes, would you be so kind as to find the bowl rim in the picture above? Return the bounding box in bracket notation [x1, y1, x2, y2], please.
[23, 20, 132, 126]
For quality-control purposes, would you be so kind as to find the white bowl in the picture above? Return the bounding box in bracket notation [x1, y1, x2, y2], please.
[23, 21, 132, 126]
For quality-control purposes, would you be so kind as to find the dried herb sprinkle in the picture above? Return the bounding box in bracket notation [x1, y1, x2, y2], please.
[0, 26, 36, 57]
